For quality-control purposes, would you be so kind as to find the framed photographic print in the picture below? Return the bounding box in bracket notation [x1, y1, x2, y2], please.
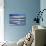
[9, 14, 26, 26]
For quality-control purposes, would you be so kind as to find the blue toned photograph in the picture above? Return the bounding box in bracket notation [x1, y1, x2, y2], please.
[9, 14, 26, 26]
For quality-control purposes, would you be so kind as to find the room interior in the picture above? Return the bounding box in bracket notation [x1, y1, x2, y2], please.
[0, 0, 46, 46]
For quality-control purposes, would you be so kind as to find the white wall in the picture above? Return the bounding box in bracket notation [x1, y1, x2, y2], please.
[40, 0, 46, 27]
[0, 0, 4, 42]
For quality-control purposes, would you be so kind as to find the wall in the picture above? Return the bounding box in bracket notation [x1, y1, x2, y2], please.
[4, 0, 40, 42]
[40, 0, 46, 27]
[0, 0, 4, 42]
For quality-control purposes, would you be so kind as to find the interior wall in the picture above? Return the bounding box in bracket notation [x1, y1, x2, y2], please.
[4, 0, 40, 42]
[40, 0, 46, 27]
[0, 0, 4, 42]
